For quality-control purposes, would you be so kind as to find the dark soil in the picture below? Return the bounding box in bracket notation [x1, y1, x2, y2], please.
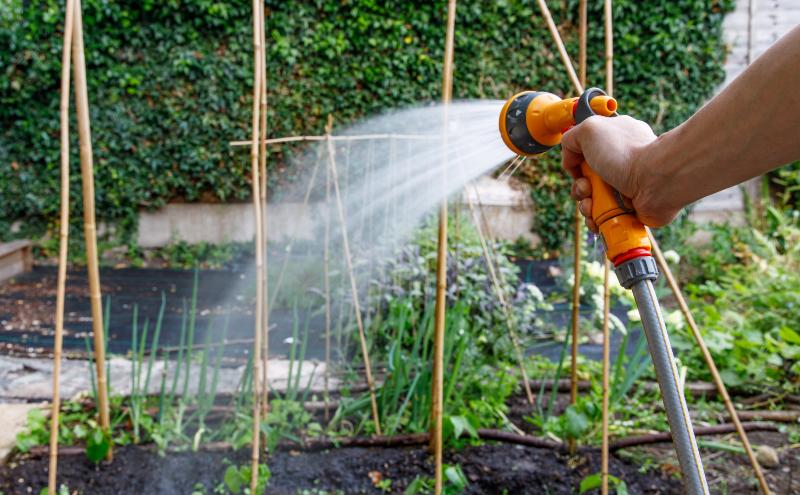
[0, 443, 681, 495]
[624, 430, 800, 495]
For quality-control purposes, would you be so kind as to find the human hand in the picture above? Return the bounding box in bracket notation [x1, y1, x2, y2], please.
[561, 115, 678, 232]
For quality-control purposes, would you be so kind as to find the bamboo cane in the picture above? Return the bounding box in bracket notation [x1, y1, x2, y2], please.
[579, 0, 587, 88]
[323, 127, 333, 422]
[464, 185, 534, 406]
[72, 0, 111, 452]
[568, 0, 588, 456]
[601, 261, 611, 495]
[257, 0, 270, 431]
[325, 115, 382, 434]
[49, 1, 76, 492]
[249, 0, 265, 491]
[648, 231, 770, 494]
[601, 4, 613, 492]
[535, 0, 583, 94]
[432, 3, 456, 494]
[229, 133, 435, 147]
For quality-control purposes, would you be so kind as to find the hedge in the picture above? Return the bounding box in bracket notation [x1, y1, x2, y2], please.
[0, 0, 733, 250]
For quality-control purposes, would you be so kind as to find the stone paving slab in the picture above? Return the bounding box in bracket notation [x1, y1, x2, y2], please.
[0, 402, 45, 465]
[0, 355, 334, 402]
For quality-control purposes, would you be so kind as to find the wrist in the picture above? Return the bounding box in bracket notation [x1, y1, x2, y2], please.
[629, 129, 687, 226]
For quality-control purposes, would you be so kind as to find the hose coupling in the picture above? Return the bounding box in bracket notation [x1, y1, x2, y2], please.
[615, 255, 659, 289]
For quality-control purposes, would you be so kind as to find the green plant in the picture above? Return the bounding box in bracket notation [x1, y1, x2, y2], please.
[142, 240, 255, 270]
[404, 464, 468, 495]
[223, 463, 271, 495]
[37, 486, 71, 495]
[579, 473, 629, 495]
[672, 215, 800, 392]
[15, 408, 48, 453]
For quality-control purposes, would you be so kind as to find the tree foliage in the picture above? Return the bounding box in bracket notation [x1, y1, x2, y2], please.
[1, 0, 733, 245]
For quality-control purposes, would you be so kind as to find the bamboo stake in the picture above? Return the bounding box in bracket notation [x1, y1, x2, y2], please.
[49, 1, 76, 492]
[465, 186, 534, 406]
[325, 115, 382, 434]
[579, 0, 587, 88]
[648, 231, 771, 495]
[601, 261, 611, 495]
[323, 127, 333, 422]
[601, 4, 613, 492]
[568, 0, 588, 456]
[248, 0, 265, 491]
[534, 0, 583, 94]
[72, 0, 110, 451]
[257, 0, 270, 431]
[432, 3, 456, 494]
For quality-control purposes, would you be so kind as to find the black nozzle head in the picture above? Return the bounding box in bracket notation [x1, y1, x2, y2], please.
[501, 92, 553, 156]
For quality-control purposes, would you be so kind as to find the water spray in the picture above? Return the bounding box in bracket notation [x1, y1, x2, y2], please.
[499, 88, 710, 495]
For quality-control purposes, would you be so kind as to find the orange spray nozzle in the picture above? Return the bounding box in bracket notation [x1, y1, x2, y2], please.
[589, 95, 617, 116]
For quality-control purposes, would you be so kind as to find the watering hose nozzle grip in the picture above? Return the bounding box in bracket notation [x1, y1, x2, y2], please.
[572, 88, 651, 264]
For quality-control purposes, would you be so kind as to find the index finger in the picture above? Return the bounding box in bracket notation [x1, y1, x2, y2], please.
[560, 127, 584, 179]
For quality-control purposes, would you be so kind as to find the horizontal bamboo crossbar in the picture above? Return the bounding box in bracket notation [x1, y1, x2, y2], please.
[229, 133, 436, 147]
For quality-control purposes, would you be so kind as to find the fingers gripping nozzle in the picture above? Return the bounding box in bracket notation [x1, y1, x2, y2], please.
[498, 88, 650, 264]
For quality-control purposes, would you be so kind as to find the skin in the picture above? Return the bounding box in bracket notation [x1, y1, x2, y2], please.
[562, 25, 800, 232]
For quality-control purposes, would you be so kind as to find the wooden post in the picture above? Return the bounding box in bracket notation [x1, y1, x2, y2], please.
[49, 1, 76, 492]
[325, 115, 382, 434]
[432, 2, 456, 494]
[72, 0, 111, 451]
[569, 0, 588, 456]
[257, 0, 270, 424]
[249, 0, 266, 491]
[648, 231, 771, 495]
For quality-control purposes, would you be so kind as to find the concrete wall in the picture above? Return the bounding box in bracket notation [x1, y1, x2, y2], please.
[137, 177, 538, 247]
[684, 0, 797, 223]
[137, 202, 322, 247]
[722, 0, 800, 87]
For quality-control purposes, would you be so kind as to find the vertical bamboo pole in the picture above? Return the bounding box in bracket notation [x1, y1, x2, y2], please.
[257, 0, 270, 429]
[49, 1, 76, 492]
[325, 116, 382, 434]
[578, 0, 587, 88]
[601, 3, 613, 493]
[601, 259, 611, 495]
[569, 0, 588, 456]
[72, 0, 111, 450]
[249, 0, 265, 491]
[648, 232, 770, 494]
[464, 185, 534, 407]
[432, 2, 456, 494]
[323, 127, 333, 422]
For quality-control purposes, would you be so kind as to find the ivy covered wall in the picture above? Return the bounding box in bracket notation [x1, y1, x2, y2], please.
[0, 0, 733, 249]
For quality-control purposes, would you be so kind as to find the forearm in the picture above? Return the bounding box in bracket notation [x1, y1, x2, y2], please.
[639, 25, 800, 212]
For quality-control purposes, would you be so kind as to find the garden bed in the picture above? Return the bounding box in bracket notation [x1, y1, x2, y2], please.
[1, 443, 681, 495]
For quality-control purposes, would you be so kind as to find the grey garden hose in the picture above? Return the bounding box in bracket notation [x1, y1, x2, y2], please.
[616, 256, 709, 495]
[630, 278, 710, 495]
